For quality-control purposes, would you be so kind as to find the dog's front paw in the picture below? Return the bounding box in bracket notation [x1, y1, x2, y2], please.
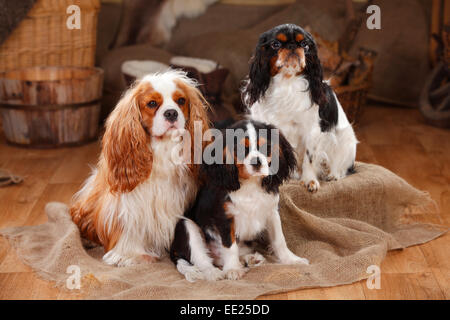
[280, 255, 309, 266]
[202, 267, 225, 281]
[224, 267, 248, 280]
[324, 175, 337, 182]
[242, 252, 265, 267]
[104, 252, 159, 267]
[289, 256, 310, 265]
[300, 179, 320, 193]
[124, 254, 159, 266]
[278, 251, 309, 265]
[292, 170, 301, 180]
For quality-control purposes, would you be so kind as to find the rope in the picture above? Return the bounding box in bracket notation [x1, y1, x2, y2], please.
[0, 168, 23, 187]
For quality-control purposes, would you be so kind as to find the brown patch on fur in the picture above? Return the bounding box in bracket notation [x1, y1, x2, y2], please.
[229, 215, 236, 243]
[223, 203, 236, 244]
[103, 82, 154, 194]
[277, 48, 291, 66]
[237, 163, 251, 180]
[258, 137, 266, 146]
[270, 55, 280, 76]
[175, 79, 211, 176]
[172, 90, 189, 120]
[135, 82, 163, 130]
[276, 33, 287, 42]
[296, 33, 304, 42]
[70, 171, 124, 251]
[223, 145, 234, 165]
[136, 82, 163, 108]
[98, 209, 123, 252]
[273, 48, 306, 74]
[240, 137, 250, 147]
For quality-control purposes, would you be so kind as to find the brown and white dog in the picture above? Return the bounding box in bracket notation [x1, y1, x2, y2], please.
[70, 70, 209, 267]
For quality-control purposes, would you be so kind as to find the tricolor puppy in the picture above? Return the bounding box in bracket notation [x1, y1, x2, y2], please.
[170, 120, 309, 282]
[243, 24, 358, 192]
[70, 70, 209, 266]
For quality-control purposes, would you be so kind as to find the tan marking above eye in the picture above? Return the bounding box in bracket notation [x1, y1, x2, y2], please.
[240, 137, 250, 147]
[276, 33, 287, 42]
[296, 33, 304, 42]
[137, 83, 163, 110]
[258, 137, 267, 146]
[172, 91, 187, 107]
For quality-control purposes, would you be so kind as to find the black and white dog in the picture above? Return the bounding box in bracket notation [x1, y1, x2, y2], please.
[243, 24, 358, 192]
[170, 120, 309, 282]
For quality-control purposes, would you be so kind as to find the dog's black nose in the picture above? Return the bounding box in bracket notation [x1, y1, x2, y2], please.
[164, 109, 178, 123]
[251, 157, 262, 169]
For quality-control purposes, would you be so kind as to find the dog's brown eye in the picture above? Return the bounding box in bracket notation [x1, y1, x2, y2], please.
[177, 97, 186, 105]
[271, 40, 281, 50]
[147, 100, 158, 108]
[300, 40, 309, 51]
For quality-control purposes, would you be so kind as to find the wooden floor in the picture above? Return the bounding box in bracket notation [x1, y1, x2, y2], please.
[0, 104, 448, 300]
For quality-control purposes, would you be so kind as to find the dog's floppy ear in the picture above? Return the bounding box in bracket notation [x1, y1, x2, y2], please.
[303, 32, 327, 107]
[201, 137, 240, 191]
[102, 83, 153, 193]
[175, 78, 211, 177]
[262, 127, 297, 193]
[242, 38, 272, 107]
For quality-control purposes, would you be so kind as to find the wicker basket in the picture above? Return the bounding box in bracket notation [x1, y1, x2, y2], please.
[0, 0, 100, 72]
[335, 83, 370, 124]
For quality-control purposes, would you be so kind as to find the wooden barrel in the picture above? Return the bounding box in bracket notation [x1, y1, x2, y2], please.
[0, 66, 103, 148]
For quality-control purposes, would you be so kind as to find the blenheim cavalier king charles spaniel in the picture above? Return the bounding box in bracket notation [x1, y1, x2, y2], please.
[243, 24, 358, 193]
[70, 70, 209, 266]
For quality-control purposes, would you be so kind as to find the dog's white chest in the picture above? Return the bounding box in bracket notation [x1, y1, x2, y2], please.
[228, 179, 278, 241]
[250, 76, 320, 150]
[117, 137, 197, 255]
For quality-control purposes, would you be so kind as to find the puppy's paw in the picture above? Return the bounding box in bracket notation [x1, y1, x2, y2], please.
[301, 179, 320, 193]
[126, 254, 159, 266]
[324, 175, 338, 182]
[184, 268, 205, 283]
[292, 170, 301, 180]
[289, 256, 310, 265]
[106, 253, 159, 267]
[242, 252, 265, 267]
[224, 267, 248, 280]
[318, 153, 331, 176]
[279, 252, 310, 265]
[202, 267, 225, 281]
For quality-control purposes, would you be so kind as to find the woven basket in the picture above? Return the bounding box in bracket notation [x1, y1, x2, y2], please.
[0, 0, 100, 72]
[335, 83, 370, 124]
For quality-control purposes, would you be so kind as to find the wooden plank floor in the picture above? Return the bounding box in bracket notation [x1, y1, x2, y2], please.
[0, 104, 448, 300]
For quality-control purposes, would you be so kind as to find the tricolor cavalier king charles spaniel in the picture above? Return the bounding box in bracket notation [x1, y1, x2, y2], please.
[170, 120, 309, 282]
[70, 70, 209, 266]
[243, 24, 358, 192]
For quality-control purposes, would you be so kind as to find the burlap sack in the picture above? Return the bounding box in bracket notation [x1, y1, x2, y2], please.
[0, 163, 446, 299]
